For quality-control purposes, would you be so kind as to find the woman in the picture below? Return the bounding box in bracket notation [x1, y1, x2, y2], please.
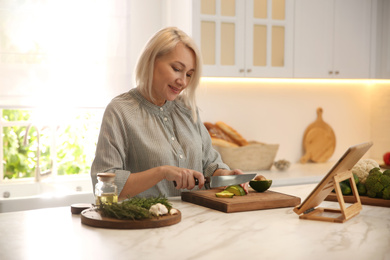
[91, 27, 244, 200]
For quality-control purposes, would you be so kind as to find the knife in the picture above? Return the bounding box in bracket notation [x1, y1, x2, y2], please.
[173, 173, 256, 189]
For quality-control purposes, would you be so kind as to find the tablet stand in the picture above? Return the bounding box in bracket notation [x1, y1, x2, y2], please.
[298, 170, 362, 223]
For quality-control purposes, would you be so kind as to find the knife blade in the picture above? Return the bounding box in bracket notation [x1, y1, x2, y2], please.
[173, 173, 256, 188]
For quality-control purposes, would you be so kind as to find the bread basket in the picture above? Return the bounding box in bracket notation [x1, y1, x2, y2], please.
[214, 141, 279, 171]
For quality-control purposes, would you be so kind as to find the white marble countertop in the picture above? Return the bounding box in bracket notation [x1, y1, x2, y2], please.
[0, 183, 389, 260]
[248, 161, 336, 187]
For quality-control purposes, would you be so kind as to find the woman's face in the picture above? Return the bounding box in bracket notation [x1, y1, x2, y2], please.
[151, 42, 196, 106]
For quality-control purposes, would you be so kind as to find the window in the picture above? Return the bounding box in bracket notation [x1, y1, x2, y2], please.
[0, 0, 131, 107]
[0, 1, 130, 182]
[1, 108, 103, 181]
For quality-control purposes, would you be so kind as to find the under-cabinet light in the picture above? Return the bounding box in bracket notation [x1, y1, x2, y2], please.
[200, 77, 390, 85]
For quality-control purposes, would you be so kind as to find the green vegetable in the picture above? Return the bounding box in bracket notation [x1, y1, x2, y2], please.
[382, 169, 390, 200]
[98, 196, 172, 220]
[339, 181, 352, 195]
[353, 173, 359, 185]
[357, 182, 367, 195]
[383, 186, 390, 200]
[335, 174, 359, 196]
[337, 174, 358, 195]
[365, 167, 390, 199]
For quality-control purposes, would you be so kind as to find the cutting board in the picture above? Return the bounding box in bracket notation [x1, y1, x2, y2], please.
[300, 107, 336, 163]
[181, 189, 301, 213]
[81, 208, 181, 229]
[325, 193, 390, 207]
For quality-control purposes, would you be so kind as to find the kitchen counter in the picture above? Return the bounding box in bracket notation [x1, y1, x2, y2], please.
[0, 183, 389, 260]
[249, 161, 336, 187]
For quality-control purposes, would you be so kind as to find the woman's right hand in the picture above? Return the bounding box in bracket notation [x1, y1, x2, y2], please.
[161, 166, 205, 190]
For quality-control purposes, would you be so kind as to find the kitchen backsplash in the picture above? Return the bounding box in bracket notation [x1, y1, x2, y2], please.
[196, 78, 389, 163]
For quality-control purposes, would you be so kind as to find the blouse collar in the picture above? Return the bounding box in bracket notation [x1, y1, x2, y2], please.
[130, 88, 173, 114]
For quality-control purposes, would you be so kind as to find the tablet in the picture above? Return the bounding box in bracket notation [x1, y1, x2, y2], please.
[294, 141, 373, 216]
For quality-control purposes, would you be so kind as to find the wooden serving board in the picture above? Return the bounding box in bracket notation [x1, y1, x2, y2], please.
[325, 193, 390, 207]
[181, 189, 301, 213]
[300, 107, 336, 163]
[81, 208, 181, 229]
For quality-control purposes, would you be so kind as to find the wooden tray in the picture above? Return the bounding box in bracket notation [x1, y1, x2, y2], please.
[325, 193, 390, 207]
[380, 164, 390, 170]
[81, 208, 181, 229]
[181, 189, 301, 213]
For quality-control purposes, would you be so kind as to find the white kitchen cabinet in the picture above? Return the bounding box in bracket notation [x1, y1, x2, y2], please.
[192, 0, 294, 78]
[294, 0, 372, 79]
[375, 0, 390, 79]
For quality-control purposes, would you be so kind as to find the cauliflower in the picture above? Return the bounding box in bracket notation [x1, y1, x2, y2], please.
[351, 159, 380, 184]
[365, 168, 390, 199]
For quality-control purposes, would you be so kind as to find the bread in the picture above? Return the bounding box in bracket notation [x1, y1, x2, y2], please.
[211, 137, 239, 148]
[204, 122, 235, 143]
[215, 121, 249, 146]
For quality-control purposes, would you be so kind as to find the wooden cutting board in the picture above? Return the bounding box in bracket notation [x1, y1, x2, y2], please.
[325, 193, 390, 207]
[81, 208, 181, 229]
[181, 189, 301, 213]
[300, 107, 336, 163]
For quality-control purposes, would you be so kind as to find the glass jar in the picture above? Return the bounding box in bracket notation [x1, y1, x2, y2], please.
[95, 173, 118, 205]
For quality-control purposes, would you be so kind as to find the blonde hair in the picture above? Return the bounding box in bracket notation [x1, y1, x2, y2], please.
[135, 27, 202, 122]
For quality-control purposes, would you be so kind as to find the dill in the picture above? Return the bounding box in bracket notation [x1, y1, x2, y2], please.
[98, 195, 172, 220]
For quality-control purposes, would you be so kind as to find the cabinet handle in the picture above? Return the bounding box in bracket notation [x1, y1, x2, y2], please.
[247, 69, 252, 73]
[335, 71, 339, 75]
[328, 71, 333, 75]
[239, 69, 245, 73]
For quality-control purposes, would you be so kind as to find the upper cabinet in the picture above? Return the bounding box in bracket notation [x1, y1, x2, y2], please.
[192, 0, 294, 77]
[375, 0, 390, 79]
[294, 0, 372, 79]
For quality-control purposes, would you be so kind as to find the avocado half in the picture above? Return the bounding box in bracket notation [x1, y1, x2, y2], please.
[249, 180, 272, 192]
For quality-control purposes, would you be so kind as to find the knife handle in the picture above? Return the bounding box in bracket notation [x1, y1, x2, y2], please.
[173, 178, 199, 187]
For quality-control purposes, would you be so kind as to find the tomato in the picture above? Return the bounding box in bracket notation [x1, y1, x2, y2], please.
[384, 152, 390, 165]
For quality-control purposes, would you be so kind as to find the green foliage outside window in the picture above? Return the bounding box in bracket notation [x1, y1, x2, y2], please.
[2, 110, 35, 178]
[2, 109, 101, 180]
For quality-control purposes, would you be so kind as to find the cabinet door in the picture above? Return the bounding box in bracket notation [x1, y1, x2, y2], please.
[246, 0, 294, 77]
[192, 0, 245, 77]
[294, 0, 334, 78]
[376, 0, 390, 78]
[294, 0, 372, 79]
[333, 0, 371, 78]
[192, 0, 293, 77]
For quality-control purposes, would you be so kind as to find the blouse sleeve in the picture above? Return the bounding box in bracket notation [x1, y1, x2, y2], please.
[90, 102, 131, 194]
[198, 115, 230, 177]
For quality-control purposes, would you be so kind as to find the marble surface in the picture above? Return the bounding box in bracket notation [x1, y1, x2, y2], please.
[0, 183, 389, 260]
[248, 161, 336, 187]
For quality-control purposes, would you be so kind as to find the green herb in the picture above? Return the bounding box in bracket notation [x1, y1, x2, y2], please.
[98, 196, 172, 220]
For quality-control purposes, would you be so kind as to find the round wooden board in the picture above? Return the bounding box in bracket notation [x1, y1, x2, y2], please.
[301, 128, 335, 163]
[81, 208, 181, 229]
